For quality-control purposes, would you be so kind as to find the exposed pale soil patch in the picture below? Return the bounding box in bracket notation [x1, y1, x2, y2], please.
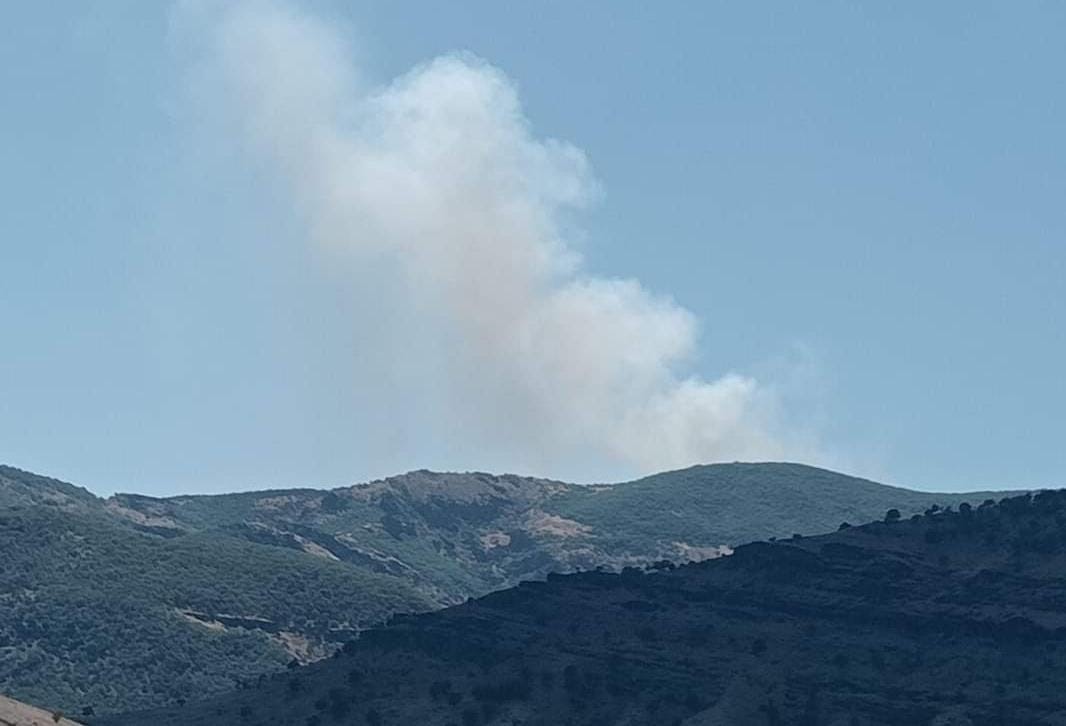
[525, 511, 591, 538]
[0, 694, 83, 726]
[672, 541, 733, 562]
[480, 532, 512, 549]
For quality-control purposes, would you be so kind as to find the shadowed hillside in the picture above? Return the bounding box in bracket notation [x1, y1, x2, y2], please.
[102, 490, 1066, 726]
[0, 463, 1009, 716]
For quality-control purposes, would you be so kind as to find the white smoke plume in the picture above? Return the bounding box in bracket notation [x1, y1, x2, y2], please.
[176, 1, 818, 478]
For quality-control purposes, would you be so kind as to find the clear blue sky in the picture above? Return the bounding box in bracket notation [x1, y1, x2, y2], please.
[2, 2, 1063, 496]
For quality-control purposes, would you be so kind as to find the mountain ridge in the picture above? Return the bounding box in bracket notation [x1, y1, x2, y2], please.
[0, 462, 1020, 715]
[103, 488, 1066, 726]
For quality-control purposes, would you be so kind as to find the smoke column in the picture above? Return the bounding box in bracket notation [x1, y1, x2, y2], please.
[176, 1, 819, 478]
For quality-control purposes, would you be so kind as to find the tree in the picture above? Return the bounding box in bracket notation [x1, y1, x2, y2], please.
[884, 509, 901, 523]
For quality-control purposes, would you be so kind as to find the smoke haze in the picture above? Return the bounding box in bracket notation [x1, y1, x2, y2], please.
[175, 1, 821, 479]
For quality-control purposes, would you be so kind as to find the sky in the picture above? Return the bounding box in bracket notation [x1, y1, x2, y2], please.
[1, 1, 1063, 496]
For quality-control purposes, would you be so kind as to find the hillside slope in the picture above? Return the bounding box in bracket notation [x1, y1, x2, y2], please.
[107, 489, 1066, 726]
[550, 462, 986, 557]
[0, 466, 97, 510]
[104, 463, 1004, 596]
[0, 694, 83, 726]
[0, 498, 429, 717]
[0, 463, 1009, 715]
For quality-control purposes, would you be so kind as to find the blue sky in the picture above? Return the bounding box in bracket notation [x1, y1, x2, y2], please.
[1, 2, 1063, 496]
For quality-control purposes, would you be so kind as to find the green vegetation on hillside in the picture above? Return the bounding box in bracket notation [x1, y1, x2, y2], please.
[549, 462, 1002, 557]
[0, 502, 429, 715]
[104, 490, 1066, 726]
[0, 462, 1017, 716]
[0, 465, 97, 509]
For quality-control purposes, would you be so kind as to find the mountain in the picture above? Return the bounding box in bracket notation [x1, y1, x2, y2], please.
[100, 463, 1006, 600]
[105, 489, 1066, 726]
[0, 462, 1008, 716]
[0, 466, 97, 510]
[0, 469, 428, 718]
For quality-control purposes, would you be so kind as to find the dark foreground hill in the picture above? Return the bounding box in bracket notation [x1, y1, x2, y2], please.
[0, 463, 1007, 716]
[104, 490, 1066, 726]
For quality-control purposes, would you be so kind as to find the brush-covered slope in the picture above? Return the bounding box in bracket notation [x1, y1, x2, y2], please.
[107, 490, 1066, 726]
[104, 463, 1002, 595]
[549, 462, 988, 558]
[0, 466, 97, 510]
[0, 482, 429, 717]
[0, 463, 1005, 716]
